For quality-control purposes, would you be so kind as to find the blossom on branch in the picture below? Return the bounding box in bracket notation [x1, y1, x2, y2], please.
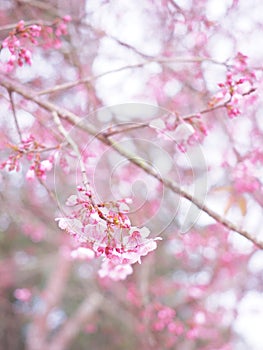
[0, 16, 71, 71]
[209, 52, 256, 118]
[56, 187, 161, 281]
[1, 135, 55, 181]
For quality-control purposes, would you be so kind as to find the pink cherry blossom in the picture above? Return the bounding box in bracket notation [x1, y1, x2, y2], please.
[26, 168, 35, 181]
[98, 260, 133, 281]
[1, 3, 263, 350]
[0, 17, 70, 71]
[71, 247, 95, 260]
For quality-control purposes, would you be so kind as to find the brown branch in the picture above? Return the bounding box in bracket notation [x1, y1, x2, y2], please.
[52, 111, 89, 188]
[182, 87, 256, 121]
[102, 122, 149, 137]
[36, 56, 225, 96]
[0, 20, 51, 33]
[22, 146, 60, 154]
[1, 74, 262, 249]
[38, 177, 57, 204]
[16, 0, 58, 12]
[52, 111, 110, 223]
[167, 0, 185, 13]
[102, 88, 257, 136]
[7, 90, 22, 142]
[36, 63, 146, 96]
[107, 33, 154, 59]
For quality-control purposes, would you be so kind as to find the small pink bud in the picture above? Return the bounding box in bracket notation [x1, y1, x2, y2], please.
[63, 15, 72, 22]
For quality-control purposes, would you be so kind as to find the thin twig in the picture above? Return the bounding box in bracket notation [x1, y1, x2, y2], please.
[22, 146, 60, 154]
[183, 87, 257, 120]
[16, 0, 58, 12]
[36, 63, 146, 96]
[38, 178, 57, 203]
[0, 20, 51, 32]
[102, 122, 149, 137]
[102, 88, 257, 137]
[52, 111, 113, 223]
[8, 90, 22, 142]
[1, 74, 262, 248]
[52, 111, 89, 189]
[36, 56, 226, 96]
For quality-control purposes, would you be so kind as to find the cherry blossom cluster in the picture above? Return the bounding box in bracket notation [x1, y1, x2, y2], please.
[232, 52, 256, 82]
[56, 186, 161, 281]
[209, 52, 256, 118]
[40, 15, 71, 49]
[1, 135, 54, 180]
[0, 16, 71, 71]
[150, 113, 208, 152]
[1, 20, 39, 70]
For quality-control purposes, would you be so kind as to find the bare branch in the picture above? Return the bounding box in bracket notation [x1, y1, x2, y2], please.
[16, 0, 58, 12]
[7, 90, 22, 142]
[102, 88, 257, 136]
[52, 111, 89, 189]
[36, 56, 226, 96]
[102, 122, 149, 137]
[0, 20, 51, 32]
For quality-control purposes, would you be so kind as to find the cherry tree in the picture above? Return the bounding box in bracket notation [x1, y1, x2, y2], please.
[0, 0, 263, 349]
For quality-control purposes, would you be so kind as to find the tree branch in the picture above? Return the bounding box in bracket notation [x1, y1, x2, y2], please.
[36, 56, 225, 96]
[52, 111, 89, 188]
[1, 74, 262, 249]
[7, 90, 22, 142]
[0, 20, 51, 32]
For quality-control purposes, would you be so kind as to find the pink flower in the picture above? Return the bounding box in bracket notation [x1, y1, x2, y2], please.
[226, 93, 242, 118]
[56, 217, 83, 235]
[233, 52, 248, 73]
[71, 247, 95, 260]
[40, 159, 53, 171]
[16, 20, 25, 31]
[63, 15, 72, 23]
[57, 194, 161, 280]
[137, 239, 158, 257]
[121, 227, 161, 264]
[98, 260, 133, 281]
[65, 195, 78, 206]
[26, 168, 35, 181]
[84, 222, 107, 244]
[168, 322, 184, 335]
[29, 24, 42, 37]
